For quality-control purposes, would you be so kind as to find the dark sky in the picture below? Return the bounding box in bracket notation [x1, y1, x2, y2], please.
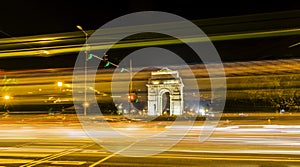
[1, 0, 300, 70]
[1, 0, 300, 36]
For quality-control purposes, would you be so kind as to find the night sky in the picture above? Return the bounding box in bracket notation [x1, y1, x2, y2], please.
[1, 0, 300, 70]
[1, 0, 300, 36]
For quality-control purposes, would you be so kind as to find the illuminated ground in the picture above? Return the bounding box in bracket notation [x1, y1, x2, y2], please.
[0, 113, 299, 167]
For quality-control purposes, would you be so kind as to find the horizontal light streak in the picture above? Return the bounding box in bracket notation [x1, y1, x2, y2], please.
[1, 28, 300, 58]
[0, 59, 298, 106]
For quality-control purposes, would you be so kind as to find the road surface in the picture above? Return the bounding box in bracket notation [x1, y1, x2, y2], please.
[0, 113, 299, 167]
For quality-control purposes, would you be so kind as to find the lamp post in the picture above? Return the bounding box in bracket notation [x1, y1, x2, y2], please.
[77, 25, 88, 116]
[3, 95, 10, 114]
[57, 81, 63, 91]
[129, 59, 133, 115]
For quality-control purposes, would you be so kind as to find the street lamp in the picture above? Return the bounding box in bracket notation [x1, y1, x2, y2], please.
[57, 81, 63, 94]
[77, 25, 89, 116]
[57, 81, 63, 87]
[3, 95, 10, 114]
[4, 95, 10, 100]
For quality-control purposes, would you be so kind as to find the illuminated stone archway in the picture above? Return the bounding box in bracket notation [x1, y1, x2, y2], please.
[146, 68, 184, 116]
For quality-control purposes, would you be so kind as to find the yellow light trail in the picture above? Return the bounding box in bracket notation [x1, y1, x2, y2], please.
[0, 27, 300, 58]
[0, 58, 298, 107]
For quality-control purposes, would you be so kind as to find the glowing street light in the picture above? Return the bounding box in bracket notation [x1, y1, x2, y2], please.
[4, 95, 10, 100]
[57, 81, 63, 87]
[76, 25, 88, 37]
[3, 95, 11, 114]
[83, 101, 90, 108]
